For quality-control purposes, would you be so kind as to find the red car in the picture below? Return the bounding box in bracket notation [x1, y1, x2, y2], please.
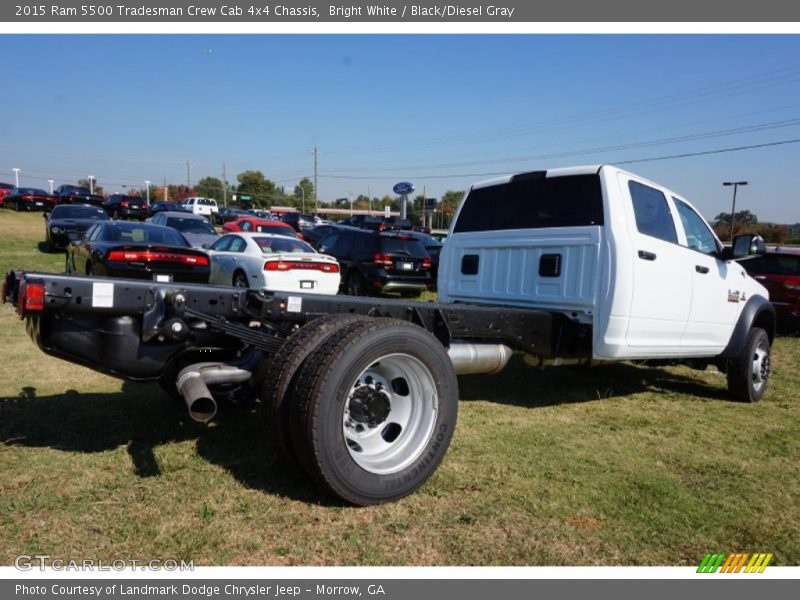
[0, 182, 14, 201]
[2, 187, 58, 211]
[223, 217, 304, 240]
[742, 248, 800, 330]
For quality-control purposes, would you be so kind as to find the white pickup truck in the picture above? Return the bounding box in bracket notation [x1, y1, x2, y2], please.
[4, 164, 774, 505]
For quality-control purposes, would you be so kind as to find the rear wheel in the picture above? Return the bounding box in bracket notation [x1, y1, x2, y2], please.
[232, 271, 249, 288]
[727, 327, 771, 403]
[289, 318, 458, 505]
[260, 314, 369, 460]
[85, 262, 94, 276]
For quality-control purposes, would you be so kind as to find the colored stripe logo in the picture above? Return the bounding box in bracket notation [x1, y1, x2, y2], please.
[697, 552, 773, 573]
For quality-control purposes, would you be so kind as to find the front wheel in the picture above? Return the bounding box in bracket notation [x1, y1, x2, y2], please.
[727, 327, 771, 402]
[290, 318, 458, 505]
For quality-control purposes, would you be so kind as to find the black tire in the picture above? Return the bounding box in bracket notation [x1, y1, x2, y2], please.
[112, 209, 121, 220]
[289, 318, 459, 505]
[727, 327, 771, 403]
[345, 270, 365, 296]
[232, 270, 249, 288]
[85, 262, 94, 276]
[260, 314, 369, 461]
[13, 200, 20, 212]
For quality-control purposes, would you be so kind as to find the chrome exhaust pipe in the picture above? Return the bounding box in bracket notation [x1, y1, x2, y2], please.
[176, 363, 253, 423]
[448, 343, 514, 375]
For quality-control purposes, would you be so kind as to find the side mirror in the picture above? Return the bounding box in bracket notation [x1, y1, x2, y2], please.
[732, 234, 767, 259]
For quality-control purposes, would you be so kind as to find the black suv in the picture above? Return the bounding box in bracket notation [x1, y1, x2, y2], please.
[103, 194, 150, 220]
[316, 227, 432, 296]
[338, 214, 387, 231]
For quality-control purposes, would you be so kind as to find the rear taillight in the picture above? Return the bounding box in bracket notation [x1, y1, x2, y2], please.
[107, 250, 209, 266]
[17, 280, 45, 318]
[373, 253, 394, 267]
[264, 261, 339, 273]
[120, 201, 129, 207]
[785, 277, 800, 291]
[421, 257, 432, 270]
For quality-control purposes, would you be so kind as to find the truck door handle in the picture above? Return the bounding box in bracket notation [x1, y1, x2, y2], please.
[695, 265, 709, 274]
[638, 250, 657, 261]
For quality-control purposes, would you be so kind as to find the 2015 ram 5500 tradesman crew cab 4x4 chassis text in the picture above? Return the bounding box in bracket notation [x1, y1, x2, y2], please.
[3, 165, 775, 505]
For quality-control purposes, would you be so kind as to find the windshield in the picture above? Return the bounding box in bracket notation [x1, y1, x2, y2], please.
[17, 188, 49, 196]
[51, 206, 109, 220]
[254, 224, 297, 237]
[166, 217, 217, 234]
[253, 237, 314, 254]
[107, 223, 188, 246]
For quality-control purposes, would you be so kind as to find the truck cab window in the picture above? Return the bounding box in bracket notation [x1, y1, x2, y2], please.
[673, 198, 719, 256]
[628, 181, 677, 244]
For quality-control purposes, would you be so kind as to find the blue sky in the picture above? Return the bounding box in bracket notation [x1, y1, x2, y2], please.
[2, 34, 800, 222]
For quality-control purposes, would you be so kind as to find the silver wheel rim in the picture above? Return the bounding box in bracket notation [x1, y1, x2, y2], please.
[751, 339, 770, 393]
[343, 353, 438, 475]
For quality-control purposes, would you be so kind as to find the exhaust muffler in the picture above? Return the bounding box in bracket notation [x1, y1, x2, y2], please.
[448, 343, 514, 375]
[176, 363, 253, 423]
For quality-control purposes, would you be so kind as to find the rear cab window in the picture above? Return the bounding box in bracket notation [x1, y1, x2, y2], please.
[453, 172, 603, 233]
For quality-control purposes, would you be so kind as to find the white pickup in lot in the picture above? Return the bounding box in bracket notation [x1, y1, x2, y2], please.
[182, 196, 219, 219]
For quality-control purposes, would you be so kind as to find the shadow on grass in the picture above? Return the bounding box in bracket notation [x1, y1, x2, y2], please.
[457, 356, 731, 407]
[36, 241, 65, 254]
[0, 382, 338, 506]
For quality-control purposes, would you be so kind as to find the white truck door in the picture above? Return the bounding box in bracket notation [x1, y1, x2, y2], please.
[622, 176, 692, 352]
[672, 197, 740, 351]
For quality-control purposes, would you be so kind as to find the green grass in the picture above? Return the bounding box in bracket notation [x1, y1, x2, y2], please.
[0, 209, 799, 565]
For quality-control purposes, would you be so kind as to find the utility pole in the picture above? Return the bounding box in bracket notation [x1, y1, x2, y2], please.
[145, 180, 150, 204]
[222, 161, 227, 207]
[163, 176, 167, 201]
[311, 146, 319, 213]
[723, 181, 748, 242]
[368, 186, 371, 214]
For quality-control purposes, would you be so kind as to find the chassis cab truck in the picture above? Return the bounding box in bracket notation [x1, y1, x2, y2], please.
[4, 165, 774, 505]
[440, 165, 773, 372]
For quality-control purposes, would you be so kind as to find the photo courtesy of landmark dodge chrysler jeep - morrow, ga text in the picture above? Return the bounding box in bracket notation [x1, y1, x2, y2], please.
[3, 165, 775, 506]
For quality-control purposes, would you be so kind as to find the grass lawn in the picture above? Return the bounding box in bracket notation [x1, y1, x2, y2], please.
[0, 209, 798, 566]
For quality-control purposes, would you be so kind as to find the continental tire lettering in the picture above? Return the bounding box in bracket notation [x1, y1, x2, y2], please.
[383, 423, 450, 490]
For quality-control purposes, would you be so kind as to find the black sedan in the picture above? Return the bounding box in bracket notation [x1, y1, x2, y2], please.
[3, 187, 58, 211]
[53, 184, 105, 207]
[44, 204, 109, 251]
[103, 194, 150, 220]
[215, 206, 251, 225]
[66, 221, 210, 283]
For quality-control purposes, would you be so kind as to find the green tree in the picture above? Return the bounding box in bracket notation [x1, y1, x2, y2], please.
[439, 190, 465, 228]
[293, 177, 314, 210]
[195, 176, 224, 201]
[236, 170, 278, 208]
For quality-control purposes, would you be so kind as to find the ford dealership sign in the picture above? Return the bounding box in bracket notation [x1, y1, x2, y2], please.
[393, 182, 415, 195]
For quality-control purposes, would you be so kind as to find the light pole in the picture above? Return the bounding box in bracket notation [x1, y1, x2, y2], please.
[723, 181, 748, 242]
[145, 180, 151, 205]
[88, 175, 95, 195]
[48, 179, 54, 194]
[12, 168, 20, 187]
[300, 186, 305, 214]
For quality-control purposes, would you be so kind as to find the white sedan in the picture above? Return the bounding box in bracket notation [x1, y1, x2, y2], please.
[207, 232, 341, 294]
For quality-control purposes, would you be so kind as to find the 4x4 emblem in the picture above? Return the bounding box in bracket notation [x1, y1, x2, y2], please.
[728, 290, 745, 303]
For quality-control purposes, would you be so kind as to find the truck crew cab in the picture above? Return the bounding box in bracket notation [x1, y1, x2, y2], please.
[4, 165, 774, 506]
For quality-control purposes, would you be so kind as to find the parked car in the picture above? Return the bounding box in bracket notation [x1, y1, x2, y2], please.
[43, 204, 109, 251]
[3, 187, 58, 211]
[148, 211, 219, 249]
[215, 206, 252, 225]
[742, 247, 800, 330]
[66, 221, 210, 283]
[183, 196, 219, 220]
[316, 227, 432, 296]
[207, 232, 340, 294]
[337, 215, 387, 231]
[149, 201, 189, 215]
[103, 194, 150, 220]
[0, 182, 14, 201]
[302, 223, 346, 249]
[222, 217, 301, 239]
[280, 212, 317, 232]
[399, 230, 443, 285]
[249, 209, 273, 220]
[383, 216, 415, 231]
[53, 184, 104, 207]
